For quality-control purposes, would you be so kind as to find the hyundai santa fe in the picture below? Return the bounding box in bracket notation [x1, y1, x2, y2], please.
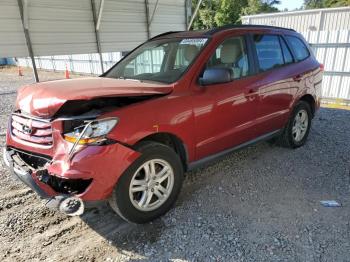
[3, 25, 323, 223]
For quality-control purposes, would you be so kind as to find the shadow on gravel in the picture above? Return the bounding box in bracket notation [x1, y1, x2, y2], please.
[81, 204, 166, 255]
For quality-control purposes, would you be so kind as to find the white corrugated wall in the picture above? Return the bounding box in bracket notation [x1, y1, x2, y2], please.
[242, 7, 350, 31]
[18, 52, 123, 75]
[0, 0, 28, 57]
[242, 7, 350, 102]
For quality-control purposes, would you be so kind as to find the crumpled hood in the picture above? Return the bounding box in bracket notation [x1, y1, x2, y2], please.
[16, 77, 173, 118]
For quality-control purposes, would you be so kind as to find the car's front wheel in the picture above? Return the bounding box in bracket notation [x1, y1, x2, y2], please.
[109, 141, 183, 223]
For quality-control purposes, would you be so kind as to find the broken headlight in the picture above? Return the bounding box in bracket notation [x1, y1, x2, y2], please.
[64, 118, 118, 145]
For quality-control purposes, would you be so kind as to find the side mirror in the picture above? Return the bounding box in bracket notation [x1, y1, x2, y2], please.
[199, 68, 231, 86]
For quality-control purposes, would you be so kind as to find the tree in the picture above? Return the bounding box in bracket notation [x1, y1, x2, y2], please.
[304, 0, 325, 8]
[324, 0, 350, 7]
[241, 0, 280, 16]
[192, 0, 219, 29]
[214, 0, 248, 26]
[304, 0, 350, 9]
[241, 0, 263, 15]
[260, 0, 281, 12]
[191, 0, 281, 30]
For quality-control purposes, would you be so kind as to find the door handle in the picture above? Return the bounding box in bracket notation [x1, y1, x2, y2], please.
[245, 87, 258, 101]
[293, 74, 303, 82]
[247, 86, 258, 94]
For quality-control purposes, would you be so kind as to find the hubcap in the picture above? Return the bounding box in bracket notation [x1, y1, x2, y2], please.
[292, 109, 309, 142]
[129, 159, 174, 212]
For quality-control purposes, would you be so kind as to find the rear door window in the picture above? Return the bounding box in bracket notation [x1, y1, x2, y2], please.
[285, 35, 310, 61]
[253, 35, 284, 72]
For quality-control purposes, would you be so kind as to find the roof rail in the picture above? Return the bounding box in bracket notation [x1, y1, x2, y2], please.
[148, 31, 182, 41]
[205, 24, 296, 35]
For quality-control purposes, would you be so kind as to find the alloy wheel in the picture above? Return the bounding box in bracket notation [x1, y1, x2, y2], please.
[292, 109, 309, 142]
[129, 159, 174, 212]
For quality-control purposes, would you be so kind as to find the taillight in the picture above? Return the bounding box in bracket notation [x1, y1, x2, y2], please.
[319, 63, 324, 72]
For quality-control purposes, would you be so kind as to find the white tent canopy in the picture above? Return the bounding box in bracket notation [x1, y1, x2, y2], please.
[0, 0, 190, 57]
[0, 0, 190, 81]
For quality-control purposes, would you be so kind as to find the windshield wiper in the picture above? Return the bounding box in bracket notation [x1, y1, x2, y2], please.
[117, 77, 143, 82]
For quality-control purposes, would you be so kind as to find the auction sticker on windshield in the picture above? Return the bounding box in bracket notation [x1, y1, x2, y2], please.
[180, 38, 208, 45]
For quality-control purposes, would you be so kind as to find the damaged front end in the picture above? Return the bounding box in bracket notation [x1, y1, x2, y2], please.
[4, 116, 141, 215]
[4, 98, 148, 216]
[4, 77, 173, 216]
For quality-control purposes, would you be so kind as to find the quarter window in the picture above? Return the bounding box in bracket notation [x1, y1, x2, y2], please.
[207, 36, 249, 80]
[254, 35, 284, 72]
[279, 37, 293, 64]
[285, 35, 310, 61]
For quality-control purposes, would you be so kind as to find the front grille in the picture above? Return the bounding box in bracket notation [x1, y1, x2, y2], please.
[7, 148, 51, 172]
[11, 114, 53, 146]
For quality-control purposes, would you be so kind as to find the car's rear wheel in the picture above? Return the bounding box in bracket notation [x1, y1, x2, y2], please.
[278, 101, 312, 148]
[109, 141, 183, 223]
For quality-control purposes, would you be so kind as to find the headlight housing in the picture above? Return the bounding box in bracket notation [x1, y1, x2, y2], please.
[64, 118, 118, 145]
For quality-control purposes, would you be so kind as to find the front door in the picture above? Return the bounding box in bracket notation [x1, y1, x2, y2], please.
[192, 35, 260, 160]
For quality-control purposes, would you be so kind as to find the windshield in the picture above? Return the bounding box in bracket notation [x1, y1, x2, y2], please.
[105, 37, 208, 84]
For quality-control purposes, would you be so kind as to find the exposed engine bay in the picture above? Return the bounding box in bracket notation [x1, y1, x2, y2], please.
[53, 95, 160, 118]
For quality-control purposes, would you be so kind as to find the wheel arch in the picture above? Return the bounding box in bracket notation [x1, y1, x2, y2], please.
[299, 94, 316, 117]
[134, 132, 189, 171]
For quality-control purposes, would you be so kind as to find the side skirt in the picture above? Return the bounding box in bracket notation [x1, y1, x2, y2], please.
[187, 129, 282, 171]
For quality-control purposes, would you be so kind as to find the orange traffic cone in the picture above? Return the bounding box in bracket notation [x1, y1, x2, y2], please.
[65, 64, 70, 79]
[18, 66, 23, 76]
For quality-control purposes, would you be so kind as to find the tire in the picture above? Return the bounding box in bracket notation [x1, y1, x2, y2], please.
[109, 141, 184, 224]
[278, 101, 312, 148]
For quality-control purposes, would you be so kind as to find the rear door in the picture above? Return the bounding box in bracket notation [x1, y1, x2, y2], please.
[284, 35, 318, 100]
[250, 34, 298, 136]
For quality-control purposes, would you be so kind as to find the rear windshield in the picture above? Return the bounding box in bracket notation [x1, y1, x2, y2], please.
[105, 38, 208, 84]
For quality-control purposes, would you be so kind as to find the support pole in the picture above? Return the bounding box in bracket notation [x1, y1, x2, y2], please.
[17, 0, 39, 82]
[149, 0, 159, 26]
[187, 0, 203, 30]
[96, 0, 105, 31]
[91, 0, 104, 74]
[144, 0, 151, 39]
[185, 0, 189, 29]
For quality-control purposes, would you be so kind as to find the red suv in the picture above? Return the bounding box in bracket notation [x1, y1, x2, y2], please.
[4, 25, 322, 223]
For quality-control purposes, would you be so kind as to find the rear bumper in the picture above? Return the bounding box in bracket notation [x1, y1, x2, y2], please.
[3, 142, 140, 201]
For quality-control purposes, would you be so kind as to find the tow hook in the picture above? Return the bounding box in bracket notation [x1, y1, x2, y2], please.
[46, 196, 85, 216]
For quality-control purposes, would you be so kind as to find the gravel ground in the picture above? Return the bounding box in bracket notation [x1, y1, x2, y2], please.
[0, 67, 349, 261]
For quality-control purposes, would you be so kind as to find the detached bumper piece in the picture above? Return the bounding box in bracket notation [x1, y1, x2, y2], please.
[3, 148, 86, 216]
[45, 195, 85, 216]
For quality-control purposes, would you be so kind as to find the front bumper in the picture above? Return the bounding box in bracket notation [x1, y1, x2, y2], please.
[3, 148, 50, 198]
[3, 142, 140, 201]
[5, 112, 141, 201]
